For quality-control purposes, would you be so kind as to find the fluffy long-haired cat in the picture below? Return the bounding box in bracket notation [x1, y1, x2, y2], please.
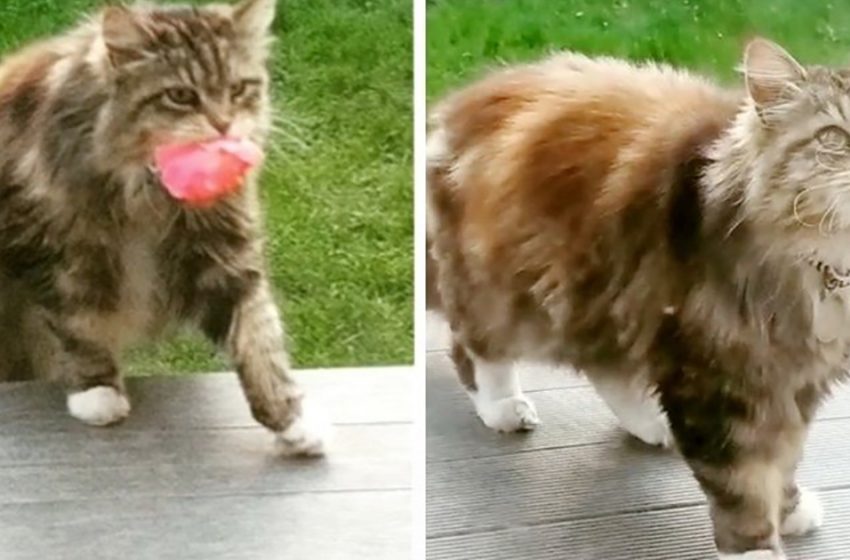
[0, 0, 327, 456]
[426, 39, 850, 558]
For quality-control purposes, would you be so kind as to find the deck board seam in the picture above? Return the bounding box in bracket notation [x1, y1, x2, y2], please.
[0, 486, 413, 508]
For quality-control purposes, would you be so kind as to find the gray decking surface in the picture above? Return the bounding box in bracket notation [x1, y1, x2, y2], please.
[0, 367, 411, 560]
[426, 313, 850, 560]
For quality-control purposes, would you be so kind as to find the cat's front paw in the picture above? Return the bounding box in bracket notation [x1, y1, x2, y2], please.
[781, 488, 824, 536]
[475, 394, 540, 432]
[67, 386, 130, 426]
[275, 398, 332, 457]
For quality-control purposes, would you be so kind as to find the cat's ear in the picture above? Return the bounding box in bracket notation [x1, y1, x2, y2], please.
[743, 38, 807, 110]
[102, 6, 154, 68]
[233, 0, 277, 36]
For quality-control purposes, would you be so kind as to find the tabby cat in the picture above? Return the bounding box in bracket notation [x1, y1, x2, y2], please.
[0, 0, 327, 456]
[427, 39, 848, 558]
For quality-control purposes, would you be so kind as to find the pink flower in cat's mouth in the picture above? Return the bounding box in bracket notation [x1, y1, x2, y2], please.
[153, 137, 264, 207]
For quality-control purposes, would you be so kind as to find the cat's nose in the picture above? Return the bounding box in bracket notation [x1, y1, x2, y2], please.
[207, 114, 232, 136]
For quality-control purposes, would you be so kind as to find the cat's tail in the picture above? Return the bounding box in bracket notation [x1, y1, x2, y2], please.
[425, 119, 449, 313]
[426, 235, 441, 310]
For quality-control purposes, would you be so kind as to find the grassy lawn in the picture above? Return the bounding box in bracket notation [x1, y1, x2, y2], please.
[0, 0, 413, 373]
[427, 0, 850, 99]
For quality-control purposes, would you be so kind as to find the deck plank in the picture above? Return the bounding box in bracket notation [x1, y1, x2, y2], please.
[0, 367, 412, 560]
[0, 425, 409, 503]
[0, 491, 410, 560]
[426, 317, 850, 559]
[427, 487, 850, 560]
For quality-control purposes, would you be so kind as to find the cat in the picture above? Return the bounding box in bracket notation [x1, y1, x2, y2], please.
[0, 0, 327, 457]
[426, 38, 850, 559]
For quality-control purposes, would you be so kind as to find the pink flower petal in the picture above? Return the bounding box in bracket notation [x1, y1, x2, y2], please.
[154, 137, 264, 206]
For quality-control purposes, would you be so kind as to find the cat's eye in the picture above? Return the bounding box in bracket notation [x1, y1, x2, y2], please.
[815, 125, 850, 152]
[231, 81, 248, 100]
[163, 87, 200, 108]
[230, 79, 261, 101]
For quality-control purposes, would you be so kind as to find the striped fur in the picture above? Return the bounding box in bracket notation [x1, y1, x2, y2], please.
[0, 0, 322, 453]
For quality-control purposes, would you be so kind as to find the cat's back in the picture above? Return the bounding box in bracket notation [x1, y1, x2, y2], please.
[428, 52, 740, 253]
[0, 21, 97, 167]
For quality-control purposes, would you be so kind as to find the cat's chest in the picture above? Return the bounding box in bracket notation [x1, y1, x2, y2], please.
[810, 289, 850, 342]
[110, 221, 167, 346]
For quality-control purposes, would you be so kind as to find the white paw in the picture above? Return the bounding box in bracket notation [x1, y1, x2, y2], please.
[474, 394, 540, 432]
[718, 550, 785, 559]
[276, 399, 332, 457]
[781, 488, 824, 536]
[589, 377, 673, 448]
[622, 410, 674, 449]
[67, 386, 130, 426]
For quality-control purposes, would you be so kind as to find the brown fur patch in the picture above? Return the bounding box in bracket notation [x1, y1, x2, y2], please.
[429, 46, 847, 555]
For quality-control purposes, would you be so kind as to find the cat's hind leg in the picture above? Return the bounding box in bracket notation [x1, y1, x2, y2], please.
[451, 341, 539, 432]
[588, 373, 673, 448]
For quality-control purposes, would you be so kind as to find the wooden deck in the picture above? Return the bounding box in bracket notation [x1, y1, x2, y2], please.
[0, 367, 411, 560]
[426, 313, 850, 560]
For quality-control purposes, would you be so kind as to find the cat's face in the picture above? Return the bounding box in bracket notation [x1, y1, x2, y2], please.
[742, 39, 850, 239]
[100, 0, 275, 164]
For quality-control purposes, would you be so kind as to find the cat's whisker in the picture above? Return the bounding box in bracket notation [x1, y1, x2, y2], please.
[268, 114, 305, 133]
[815, 183, 850, 234]
[818, 196, 840, 236]
[828, 194, 843, 233]
[830, 191, 850, 233]
[793, 189, 818, 228]
[271, 110, 308, 129]
[792, 182, 839, 229]
[270, 111, 310, 135]
[268, 124, 310, 153]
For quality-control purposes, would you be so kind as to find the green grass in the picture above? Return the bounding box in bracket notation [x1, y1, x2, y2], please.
[428, 0, 850, 100]
[0, 0, 413, 372]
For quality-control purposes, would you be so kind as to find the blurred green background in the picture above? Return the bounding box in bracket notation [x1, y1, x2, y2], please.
[0, 0, 413, 373]
[427, 0, 850, 99]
